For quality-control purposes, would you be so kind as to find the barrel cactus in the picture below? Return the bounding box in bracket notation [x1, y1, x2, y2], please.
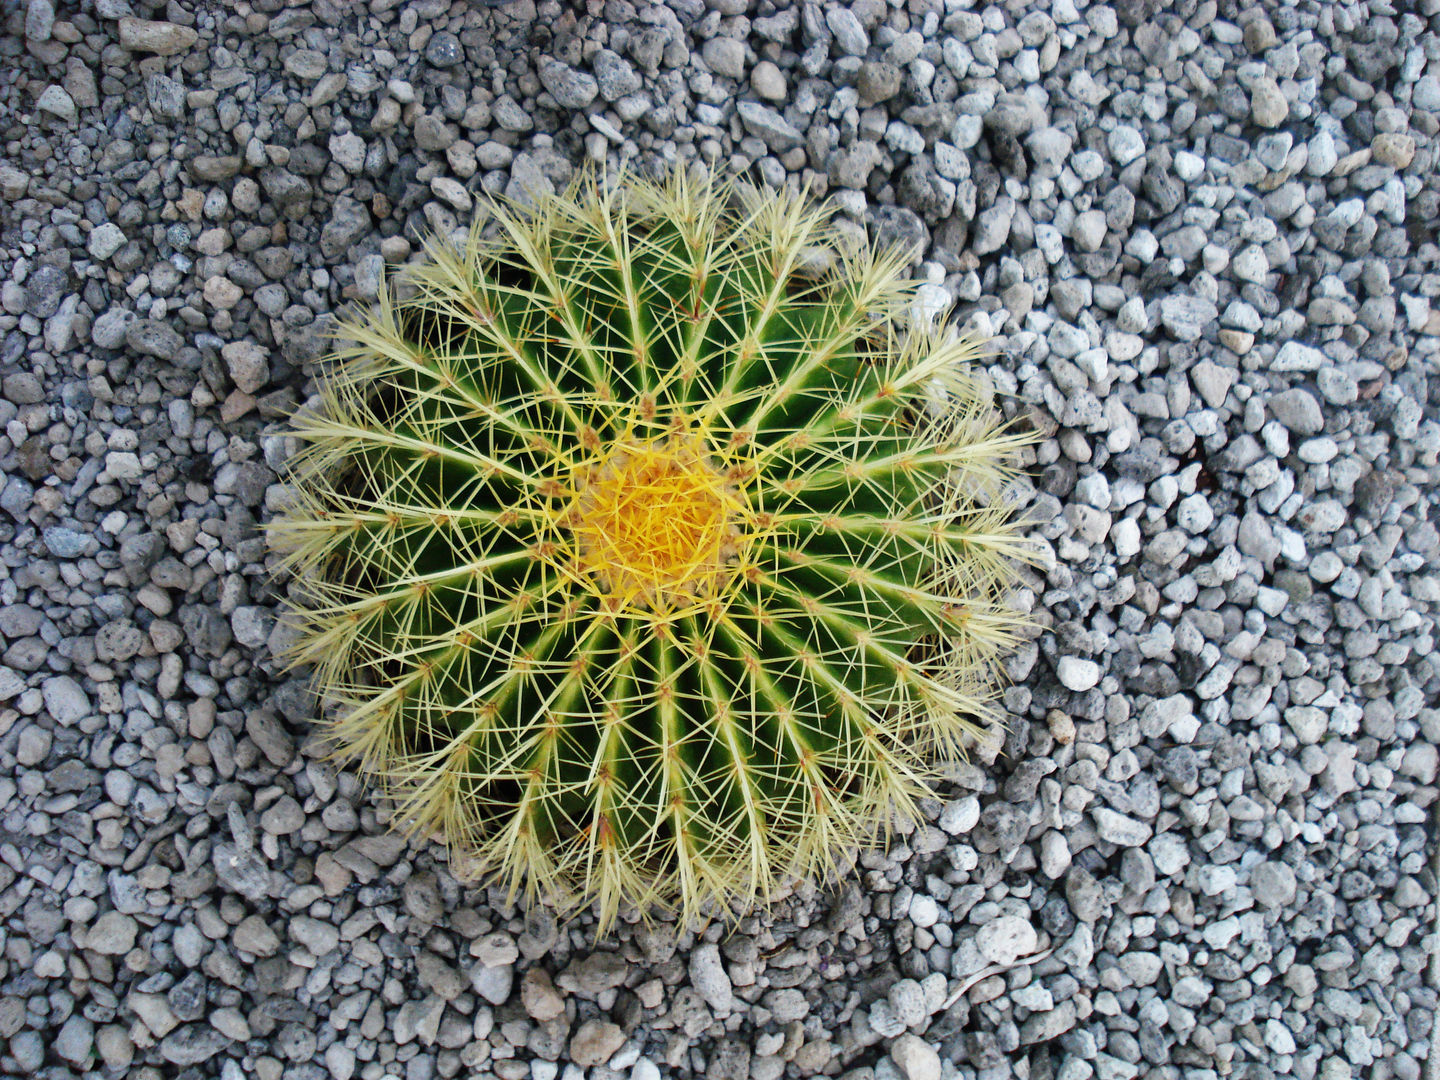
[269, 170, 1034, 929]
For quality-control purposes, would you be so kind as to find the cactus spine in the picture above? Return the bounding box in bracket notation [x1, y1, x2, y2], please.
[270, 170, 1034, 929]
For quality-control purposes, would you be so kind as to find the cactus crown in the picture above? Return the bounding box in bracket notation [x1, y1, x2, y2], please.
[270, 169, 1034, 930]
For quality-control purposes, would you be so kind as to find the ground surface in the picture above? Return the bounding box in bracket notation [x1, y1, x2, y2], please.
[0, 1, 1438, 1080]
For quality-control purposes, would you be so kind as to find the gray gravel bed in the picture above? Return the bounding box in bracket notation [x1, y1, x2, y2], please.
[0, 1, 1437, 1080]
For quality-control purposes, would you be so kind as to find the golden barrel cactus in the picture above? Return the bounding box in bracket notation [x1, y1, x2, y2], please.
[269, 170, 1034, 929]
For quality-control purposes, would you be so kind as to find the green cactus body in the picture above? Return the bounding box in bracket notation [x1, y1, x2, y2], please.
[270, 170, 1034, 929]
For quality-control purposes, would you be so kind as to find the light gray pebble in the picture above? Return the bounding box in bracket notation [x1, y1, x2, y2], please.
[689, 943, 733, 1013]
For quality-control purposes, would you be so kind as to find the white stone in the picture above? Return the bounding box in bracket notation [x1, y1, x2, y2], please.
[976, 916, 1039, 966]
[1092, 808, 1153, 846]
[688, 944, 733, 1013]
[1173, 150, 1205, 181]
[37, 84, 77, 123]
[889, 1035, 940, 1080]
[938, 795, 979, 835]
[1107, 125, 1145, 165]
[1056, 656, 1101, 692]
[88, 223, 126, 261]
[1231, 245, 1269, 284]
[908, 895, 940, 928]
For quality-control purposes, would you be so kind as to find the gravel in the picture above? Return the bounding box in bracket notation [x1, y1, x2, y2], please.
[1, 1, 1437, 1079]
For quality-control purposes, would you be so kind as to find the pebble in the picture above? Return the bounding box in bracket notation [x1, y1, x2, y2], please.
[1107, 125, 1145, 165]
[538, 57, 598, 108]
[976, 916, 1039, 966]
[1056, 656, 1101, 692]
[1092, 809, 1153, 847]
[37, 84, 77, 123]
[889, 1034, 941, 1080]
[569, 1020, 625, 1068]
[825, 8, 869, 56]
[117, 17, 198, 55]
[88, 911, 138, 955]
[521, 967, 565, 1021]
[1251, 76, 1289, 127]
[1158, 294, 1218, 341]
[751, 60, 786, 101]
[689, 943, 733, 1013]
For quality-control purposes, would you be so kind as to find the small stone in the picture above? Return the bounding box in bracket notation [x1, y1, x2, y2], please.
[1264, 1019, 1297, 1055]
[37, 84, 77, 123]
[1190, 361, 1236, 409]
[43, 675, 90, 725]
[413, 113, 456, 152]
[472, 931, 519, 967]
[1040, 830, 1072, 878]
[976, 915, 1039, 966]
[1269, 388, 1324, 435]
[857, 61, 902, 105]
[765, 987, 810, 1023]
[212, 842, 270, 901]
[329, 132, 366, 174]
[233, 915, 281, 956]
[1173, 150, 1205, 181]
[825, 7, 869, 56]
[259, 795, 304, 835]
[593, 49, 641, 101]
[1071, 210, 1106, 252]
[689, 943, 733, 1013]
[971, 198, 1015, 255]
[569, 1020, 625, 1068]
[26, 0, 54, 42]
[89, 911, 138, 955]
[159, 1025, 230, 1066]
[751, 60, 786, 102]
[1056, 656, 1100, 692]
[1159, 294, 1217, 342]
[470, 962, 513, 1006]
[55, 1015, 93, 1066]
[221, 341, 270, 394]
[284, 49, 328, 80]
[430, 176, 472, 213]
[1251, 861, 1297, 909]
[118, 17, 198, 55]
[88, 223, 127, 261]
[1415, 76, 1440, 113]
[521, 967, 565, 1021]
[1092, 808, 1153, 846]
[319, 197, 371, 259]
[189, 155, 241, 181]
[9, 1031, 43, 1073]
[126, 318, 182, 361]
[909, 895, 940, 928]
[1251, 77, 1288, 127]
[1108, 125, 1145, 165]
[735, 101, 803, 151]
[416, 952, 465, 1000]
[203, 276, 242, 309]
[939, 795, 980, 835]
[91, 307, 134, 349]
[701, 37, 746, 80]
[44, 526, 92, 558]
[1273, 341, 1325, 372]
[890, 1034, 941, 1080]
[538, 57, 598, 108]
[1231, 245, 1269, 283]
[145, 72, 186, 117]
[1372, 133, 1415, 169]
[425, 31, 463, 68]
